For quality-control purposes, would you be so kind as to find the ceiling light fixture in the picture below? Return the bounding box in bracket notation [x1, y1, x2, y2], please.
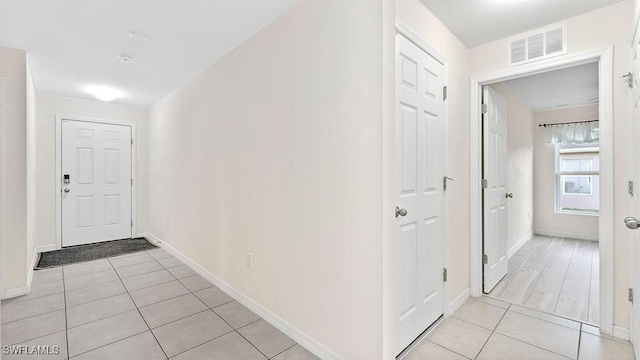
[86, 86, 122, 102]
[128, 30, 149, 41]
[119, 54, 135, 63]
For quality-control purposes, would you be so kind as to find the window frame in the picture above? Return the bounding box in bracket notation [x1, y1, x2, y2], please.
[555, 146, 599, 216]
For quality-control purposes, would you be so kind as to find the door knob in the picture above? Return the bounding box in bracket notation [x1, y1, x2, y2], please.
[506, 193, 513, 198]
[63, 188, 70, 193]
[395, 206, 408, 218]
[625, 216, 640, 230]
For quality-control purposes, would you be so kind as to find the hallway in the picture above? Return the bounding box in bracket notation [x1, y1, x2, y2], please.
[1, 249, 318, 359]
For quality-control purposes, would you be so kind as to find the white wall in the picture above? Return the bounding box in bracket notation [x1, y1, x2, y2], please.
[533, 105, 600, 240]
[35, 95, 149, 251]
[490, 83, 534, 253]
[470, 0, 633, 328]
[147, 0, 389, 358]
[0, 46, 27, 293]
[395, 0, 472, 304]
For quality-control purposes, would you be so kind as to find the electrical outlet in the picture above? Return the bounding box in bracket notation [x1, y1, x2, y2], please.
[247, 253, 253, 269]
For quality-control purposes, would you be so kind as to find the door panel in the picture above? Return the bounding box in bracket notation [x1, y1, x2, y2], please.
[62, 120, 132, 246]
[483, 86, 509, 293]
[396, 33, 446, 354]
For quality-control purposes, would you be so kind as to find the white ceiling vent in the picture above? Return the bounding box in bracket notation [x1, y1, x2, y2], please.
[508, 24, 567, 66]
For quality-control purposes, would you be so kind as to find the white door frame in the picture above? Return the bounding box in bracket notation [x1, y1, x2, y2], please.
[395, 19, 451, 319]
[469, 46, 615, 335]
[0, 77, 5, 296]
[55, 115, 137, 249]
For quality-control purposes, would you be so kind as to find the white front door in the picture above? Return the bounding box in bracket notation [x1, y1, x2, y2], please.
[629, 43, 640, 357]
[482, 86, 509, 293]
[395, 33, 446, 353]
[61, 119, 132, 246]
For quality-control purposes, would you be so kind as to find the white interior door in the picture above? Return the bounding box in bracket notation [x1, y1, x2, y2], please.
[482, 86, 508, 293]
[62, 119, 132, 246]
[395, 33, 446, 353]
[629, 43, 640, 357]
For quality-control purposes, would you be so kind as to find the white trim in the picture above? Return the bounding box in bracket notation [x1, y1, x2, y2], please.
[470, 46, 615, 336]
[533, 230, 599, 242]
[26, 245, 39, 293]
[144, 233, 342, 360]
[614, 326, 631, 341]
[395, 20, 452, 325]
[36, 245, 60, 253]
[0, 76, 5, 299]
[55, 115, 138, 249]
[448, 288, 470, 315]
[508, 231, 533, 259]
[3, 287, 28, 300]
[395, 20, 447, 65]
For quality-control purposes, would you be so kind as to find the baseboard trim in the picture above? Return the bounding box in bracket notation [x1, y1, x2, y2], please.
[3, 287, 28, 300]
[613, 326, 630, 341]
[508, 231, 533, 259]
[143, 233, 342, 360]
[533, 230, 599, 242]
[36, 245, 59, 253]
[448, 287, 470, 315]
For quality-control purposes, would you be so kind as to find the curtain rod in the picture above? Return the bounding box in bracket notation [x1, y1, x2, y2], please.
[538, 119, 599, 127]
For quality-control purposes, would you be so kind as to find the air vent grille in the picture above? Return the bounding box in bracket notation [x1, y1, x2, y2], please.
[509, 24, 567, 66]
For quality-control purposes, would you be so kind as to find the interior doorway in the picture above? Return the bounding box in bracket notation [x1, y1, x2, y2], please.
[481, 63, 601, 325]
[470, 46, 615, 335]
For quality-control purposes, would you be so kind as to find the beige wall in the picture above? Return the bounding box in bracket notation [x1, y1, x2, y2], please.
[26, 58, 37, 282]
[533, 105, 600, 239]
[147, 0, 389, 358]
[396, 0, 472, 304]
[470, 1, 633, 328]
[0, 47, 27, 292]
[490, 83, 535, 253]
[35, 95, 149, 250]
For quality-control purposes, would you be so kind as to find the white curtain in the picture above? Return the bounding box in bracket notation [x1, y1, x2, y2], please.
[539, 121, 599, 144]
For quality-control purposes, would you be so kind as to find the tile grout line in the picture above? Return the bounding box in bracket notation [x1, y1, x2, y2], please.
[106, 256, 171, 360]
[522, 236, 563, 306]
[472, 302, 512, 359]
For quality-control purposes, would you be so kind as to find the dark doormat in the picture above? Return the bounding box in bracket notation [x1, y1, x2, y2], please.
[35, 238, 158, 269]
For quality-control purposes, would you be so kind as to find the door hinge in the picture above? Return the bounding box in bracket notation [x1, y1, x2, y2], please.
[482, 254, 488, 264]
[131, 138, 134, 145]
[131, 179, 133, 186]
[443, 176, 453, 191]
[629, 181, 634, 196]
[443, 86, 448, 101]
[443, 268, 448, 282]
[481, 179, 488, 189]
[481, 104, 488, 114]
[624, 72, 634, 88]
[630, 288, 634, 303]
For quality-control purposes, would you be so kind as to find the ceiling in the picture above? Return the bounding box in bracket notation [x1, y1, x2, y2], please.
[419, 0, 626, 48]
[500, 62, 599, 111]
[0, 0, 301, 107]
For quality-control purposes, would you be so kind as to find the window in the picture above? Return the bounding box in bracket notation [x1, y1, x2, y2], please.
[556, 145, 599, 215]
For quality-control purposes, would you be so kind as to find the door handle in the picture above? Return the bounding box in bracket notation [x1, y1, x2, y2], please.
[505, 193, 513, 198]
[395, 206, 408, 218]
[63, 188, 70, 193]
[625, 216, 640, 230]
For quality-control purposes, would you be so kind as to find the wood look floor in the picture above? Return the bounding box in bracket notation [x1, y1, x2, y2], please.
[487, 235, 599, 325]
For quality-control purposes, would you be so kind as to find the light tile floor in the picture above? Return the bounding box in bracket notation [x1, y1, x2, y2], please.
[403, 296, 636, 360]
[1, 248, 319, 360]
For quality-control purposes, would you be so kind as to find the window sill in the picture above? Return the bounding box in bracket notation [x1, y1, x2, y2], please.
[555, 210, 600, 217]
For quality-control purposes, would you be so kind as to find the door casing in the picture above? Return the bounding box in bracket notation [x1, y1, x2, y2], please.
[469, 46, 615, 336]
[55, 115, 138, 250]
